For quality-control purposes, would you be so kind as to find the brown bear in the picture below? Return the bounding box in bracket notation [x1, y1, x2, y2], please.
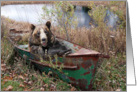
[28, 21, 72, 60]
[28, 21, 55, 59]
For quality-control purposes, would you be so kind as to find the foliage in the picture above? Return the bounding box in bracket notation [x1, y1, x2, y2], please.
[41, 1, 78, 40]
[109, 1, 126, 29]
[87, 2, 126, 91]
[88, 3, 107, 26]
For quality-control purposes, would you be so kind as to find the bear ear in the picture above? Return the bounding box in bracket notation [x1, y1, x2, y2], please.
[46, 21, 51, 30]
[30, 24, 35, 31]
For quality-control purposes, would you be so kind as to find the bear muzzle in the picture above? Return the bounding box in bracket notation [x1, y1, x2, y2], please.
[41, 38, 47, 47]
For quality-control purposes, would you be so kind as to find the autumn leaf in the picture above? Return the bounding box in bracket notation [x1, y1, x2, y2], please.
[1, 63, 6, 71]
[43, 84, 48, 88]
[3, 76, 13, 80]
[23, 81, 28, 85]
[28, 81, 33, 85]
[116, 88, 122, 91]
[40, 87, 45, 91]
[2, 79, 8, 85]
[18, 75, 25, 80]
[5, 85, 13, 91]
[71, 87, 76, 91]
[1, 63, 6, 67]
[50, 84, 56, 91]
[19, 84, 25, 88]
[24, 88, 28, 91]
[24, 73, 28, 77]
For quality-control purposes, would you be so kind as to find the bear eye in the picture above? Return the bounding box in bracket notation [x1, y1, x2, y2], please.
[37, 31, 40, 36]
[44, 30, 48, 34]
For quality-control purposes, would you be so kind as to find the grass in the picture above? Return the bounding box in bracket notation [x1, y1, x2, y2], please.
[1, 80, 24, 91]
[1, 1, 126, 91]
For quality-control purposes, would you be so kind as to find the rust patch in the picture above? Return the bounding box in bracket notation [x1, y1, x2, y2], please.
[91, 59, 98, 67]
[91, 57, 99, 61]
[78, 79, 88, 90]
[69, 77, 76, 81]
[88, 79, 93, 90]
[81, 60, 92, 69]
[82, 71, 90, 75]
[82, 57, 91, 61]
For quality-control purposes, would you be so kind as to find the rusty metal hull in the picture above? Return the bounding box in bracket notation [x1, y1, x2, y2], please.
[12, 37, 101, 91]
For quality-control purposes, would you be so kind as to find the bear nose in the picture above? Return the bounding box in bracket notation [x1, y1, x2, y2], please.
[42, 38, 46, 41]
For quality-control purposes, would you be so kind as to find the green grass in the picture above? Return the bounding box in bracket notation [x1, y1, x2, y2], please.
[1, 80, 24, 91]
[56, 81, 71, 91]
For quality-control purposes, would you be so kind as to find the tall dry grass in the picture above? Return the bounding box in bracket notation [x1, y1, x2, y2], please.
[52, 26, 126, 56]
[1, 15, 126, 57]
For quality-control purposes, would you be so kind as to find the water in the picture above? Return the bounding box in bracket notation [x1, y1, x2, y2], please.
[104, 10, 119, 30]
[1, 4, 48, 25]
[1, 4, 119, 29]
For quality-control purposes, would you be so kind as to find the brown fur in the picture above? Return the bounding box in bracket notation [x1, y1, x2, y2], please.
[28, 21, 71, 59]
[28, 21, 55, 59]
[31, 25, 49, 45]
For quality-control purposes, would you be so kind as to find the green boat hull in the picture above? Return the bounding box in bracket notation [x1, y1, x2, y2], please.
[13, 38, 100, 91]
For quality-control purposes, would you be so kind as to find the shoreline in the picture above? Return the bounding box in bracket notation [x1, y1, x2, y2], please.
[1, 1, 126, 16]
[1, 1, 122, 6]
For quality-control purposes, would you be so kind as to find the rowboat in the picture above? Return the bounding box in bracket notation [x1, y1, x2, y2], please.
[8, 29, 109, 91]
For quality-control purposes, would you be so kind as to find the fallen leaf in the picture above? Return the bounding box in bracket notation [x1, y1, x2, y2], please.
[30, 87, 34, 90]
[116, 88, 122, 91]
[28, 81, 32, 85]
[1, 63, 6, 71]
[12, 73, 17, 77]
[18, 75, 25, 80]
[50, 84, 56, 91]
[19, 84, 25, 88]
[40, 87, 45, 91]
[43, 84, 48, 88]
[33, 73, 38, 78]
[5, 85, 13, 91]
[71, 87, 76, 91]
[1, 63, 6, 68]
[2, 79, 8, 85]
[23, 81, 28, 85]
[24, 88, 28, 91]
[3, 76, 13, 80]
[24, 74, 28, 77]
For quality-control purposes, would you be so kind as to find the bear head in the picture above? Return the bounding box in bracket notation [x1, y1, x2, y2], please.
[30, 21, 51, 47]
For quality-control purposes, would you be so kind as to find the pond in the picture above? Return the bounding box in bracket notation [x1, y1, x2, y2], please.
[1, 4, 119, 29]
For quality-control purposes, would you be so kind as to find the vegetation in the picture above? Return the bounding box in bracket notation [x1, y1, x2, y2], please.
[49, 2, 126, 91]
[1, 23, 77, 91]
[1, 1, 126, 91]
[41, 1, 78, 41]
